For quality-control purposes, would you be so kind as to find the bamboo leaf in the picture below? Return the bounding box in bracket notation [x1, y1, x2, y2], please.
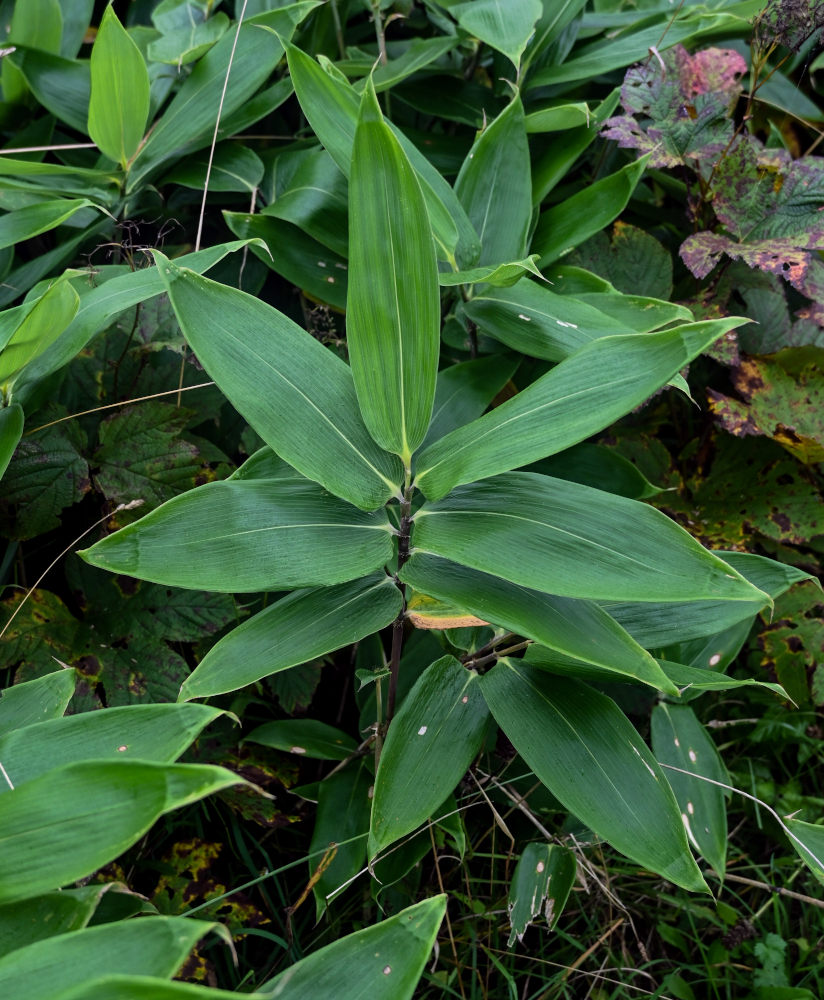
[785, 818, 824, 885]
[508, 843, 575, 946]
[369, 655, 490, 858]
[412, 473, 769, 605]
[87, 6, 150, 168]
[0, 917, 215, 1000]
[285, 41, 479, 265]
[81, 478, 394, 591]
[0, 668, 76, 731]
[422, 355, 519, 450]
[0, 704, 223, 790]
[179, 574, 403, 701]
[400, 553, 677, 693]
[480, 661, 707, 892]
[455, 93, 532, 266]
[0, 198, 101, 253]
[12, 241, 256, 404]
[602, 552, 812, 646]
[0, 276, 79, 391]
[651, 704, 729, 877]
[438, 256, 542, 288]
[153, 251, 403, 510]
[0, 885, 111, 960]
[465, 279, 690, 362]
[55, 979, 268, 1000]
[0, 405, 23, 481]
[0, 761, 242, 904]
[414, 318, 746, 500]
[127, 5, 316, 190]
[261, 896, 446, 998]
[533, 157, 650, 266]
[441, 0, 542, 69]
[247, 719, 357, 761]
[348, 81, 440, 460]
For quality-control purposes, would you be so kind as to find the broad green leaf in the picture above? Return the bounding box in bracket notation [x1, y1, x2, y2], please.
[162, 142, 264, 194]
[261, 145, 348, 257]
[659, 660, 788, 700]
[12, 241, 258, 403]
[465, 279, 690, 362]
[153, 251, 403, 509]
[353, 36, 458, 94]
[56, 978, 268, 1000]
[262, 896, 446, 998]
[81, 478, 394, 590]
[0, 276, 79, 390]
[651, 704, 728, 877]
[533, 157, 650, 267]
[438, 255, 542, 287]
[0, 667, 75, 732]
[88, 6, 150, 168]
[246, 719, 358, 760]
[127, 5, 317, 190]
[148, 12, 230, 65]
[6, 50, 90, 133]
[0, 761, 241, 903]
[0, 404, 23, 480]
[414, 317, 745, 499]
[525, 103, 591, 133]
[507, 842, 575, 946]
[180, 574, 403, 700]
[439, 0, 542, 68]
[531, 443, 662, 500]
[369, 655, 490, 858]
[412, 473, 768, 605]
[224, 211, 348, 309]
[0, 157, 119, 203]
[0, 917, 214, 1000]
[285, 41, 479, 265]
[528, 10, 753, 86]
[0, 703, 222, 791]
[1, 0, 62, 104]
[400, 553, 677, 693]
[348, 81, 440, 461]
[0, 885, 110, 959]
[532, 90, 620, 205]
[309, 763, 371, 917]
[0, 198, 102, 253]
[602, 552, 812, 647]
[785, 818, 824, 885]
[480, 661, 707, 892]
[455, 94, 531, 266]
[422, 355, 519, 450]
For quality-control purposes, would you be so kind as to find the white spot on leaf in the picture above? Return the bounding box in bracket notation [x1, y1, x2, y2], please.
[383, 966, 392, 975]
[709, 653, 721, 666]
[517, 313, 532, 321]
[688, 749, 697, 762]
[290, 746, 307, 754]
[418, 726, 427, 736]
[536, 861, 545, 873]
[117, 745, 128, 752]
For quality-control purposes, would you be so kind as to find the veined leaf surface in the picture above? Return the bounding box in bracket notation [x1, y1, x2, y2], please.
[400, 553, 677, 693]
[348, 82, 440, 461]
[412, 473, 768, 604]
[153, 252, 402, 509]
[81, 479, 394, 591]
[179, 574, 403, 701]
[480, 661, 707, 892]
[87, 6, 149, 168]
[369, 655, 489, 858]
[414, 318, 745, 499]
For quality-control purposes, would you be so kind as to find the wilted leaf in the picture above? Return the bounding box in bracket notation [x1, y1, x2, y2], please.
[662, 436, 823, 548]
[507, 842, 575, 946]
[755, 581, 824, 708]
[709, 350, 824, 464]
